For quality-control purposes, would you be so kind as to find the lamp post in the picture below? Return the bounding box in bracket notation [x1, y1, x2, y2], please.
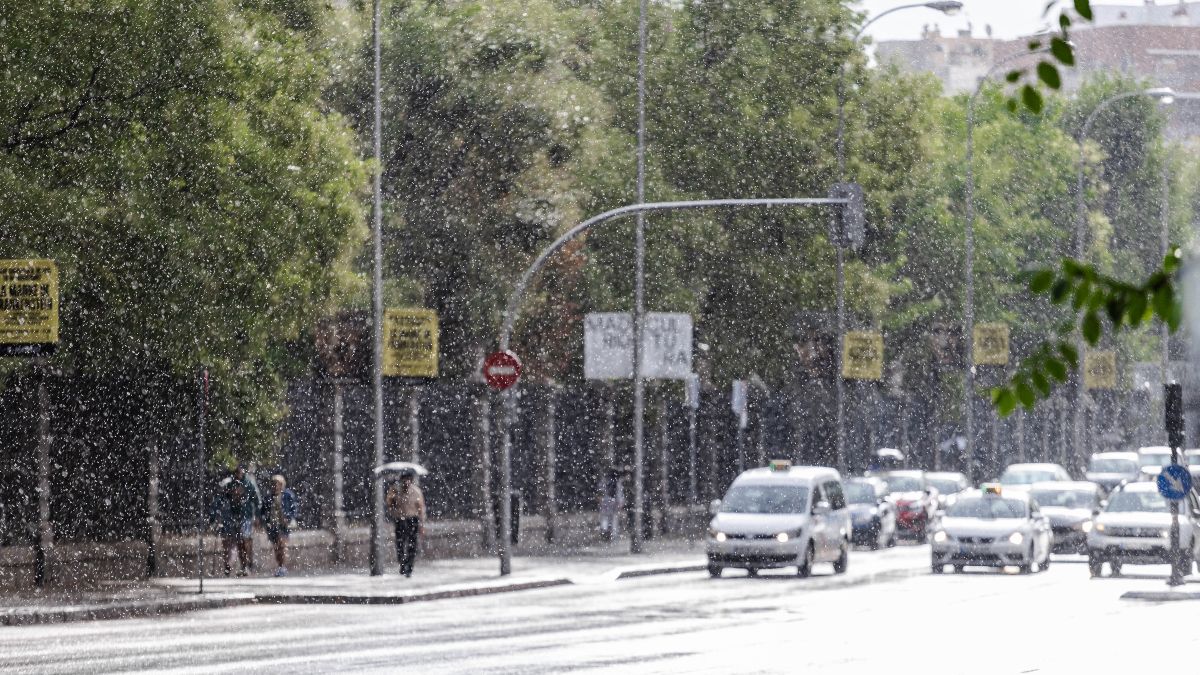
[631, 0, 649, 555]
[834, 1, 960, 474]
[962, 47, 1051, 482]
[367, 0, 387, 577]
[1072, 87, 1174, 471]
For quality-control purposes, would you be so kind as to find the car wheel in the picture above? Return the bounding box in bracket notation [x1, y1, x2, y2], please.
[797, 543, 814, 578]
[746, 567, 759, 578]
[1040, 554, 1051, 572]
[1110, 562, 1122, 577]
[833, 541, 849, 574]
[869, 525, 881, 551]
[1087, 555, 1103, 578]
[1174, 556, 1192, 580]
[931, 562, 944, 574]
[953, 565, 965, 574]
[707, 564, 723, 578]
[886, 531, 897, 548]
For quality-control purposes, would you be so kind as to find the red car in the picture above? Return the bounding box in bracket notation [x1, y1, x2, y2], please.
[880, 470, 938, 541]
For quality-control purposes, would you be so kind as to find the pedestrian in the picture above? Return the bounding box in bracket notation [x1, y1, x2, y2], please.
[262, 474, 299, 577]
[229, 464, 261, 576]
[209, 474, 239, 577]
[385, 473, 425, 577]
[598, 467, 624, 542]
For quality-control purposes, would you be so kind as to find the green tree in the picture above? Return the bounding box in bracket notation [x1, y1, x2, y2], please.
[0, 0, 368, 459]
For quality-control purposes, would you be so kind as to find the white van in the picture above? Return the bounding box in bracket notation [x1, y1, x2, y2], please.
[706, 461, 851, 578]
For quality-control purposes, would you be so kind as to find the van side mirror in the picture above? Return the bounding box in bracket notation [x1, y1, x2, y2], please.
[1092, 508, 1101, 518]
[709, 499, 722, 515]
[812, 501, 831, 515]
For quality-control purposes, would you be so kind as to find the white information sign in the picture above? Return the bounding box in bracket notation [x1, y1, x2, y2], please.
[584, 312, 693, 380]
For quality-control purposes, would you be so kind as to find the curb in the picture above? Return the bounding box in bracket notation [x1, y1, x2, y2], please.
[1121, 590, 1200, 602]
[615, 564, 707, 579]
[0, 594, 256, 627]
[254, 578, 572, 605]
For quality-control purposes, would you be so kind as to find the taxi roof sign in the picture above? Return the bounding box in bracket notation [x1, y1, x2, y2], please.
[768, 459, 792, 472]
[981, 483, 1002, 496]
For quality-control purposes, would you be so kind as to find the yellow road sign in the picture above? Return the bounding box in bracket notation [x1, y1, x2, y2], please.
[1084, 351, 1117, 390]
[973, 323, 1009, 366]
[0, 259, 58, 356]
[842, 331, 883, 380]
[383, 308, 438, 378]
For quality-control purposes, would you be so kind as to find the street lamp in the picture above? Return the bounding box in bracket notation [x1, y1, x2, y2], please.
[962, 47, 1054, 481]
[367, 0, 387, 577]
[833, 0, 961, 476]
[1071, 86, 1174, 471]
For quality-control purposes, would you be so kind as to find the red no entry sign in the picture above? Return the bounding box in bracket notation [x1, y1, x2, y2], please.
[483, 350, 522, 390]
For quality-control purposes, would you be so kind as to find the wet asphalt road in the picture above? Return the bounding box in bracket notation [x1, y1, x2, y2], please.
[3, 545, 1199, 674]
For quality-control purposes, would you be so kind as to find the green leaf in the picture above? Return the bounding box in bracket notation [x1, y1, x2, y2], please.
[1153, 285, 1174, 321]
[1005, 70, 1021, 84]
[1127, 293, 1148, 327]
[1031, 370, 1052, 396]
[1059, 342, 1079, 367]
[1029, 269, 1055, 294]
[1015, 380, 1037, 409]
[1027, 40, 1043, 51]
[1045, 358, 1068, 382]
[1075, 0, 1094, 21]
[1105, 296, 1124, 325]
[1050, 37, 1075, 66]
[993, 388, 1017, 417]
[1022, 85, 1044, 114]
[1036, 62, 1062, 90]
[1071, 279, 1090, 310]
[1166, 302, 1183, 332]
[1050, 279, 1071, 304]
[1059, 13, 1071, 30]
[1164, 247, 1182, 273]
[1081, 311, 1101, 345]
[1006, 99, 1019, 114]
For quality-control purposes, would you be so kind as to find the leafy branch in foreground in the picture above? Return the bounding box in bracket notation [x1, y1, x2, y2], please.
[991, 247, 1184, 416]
[1005, 0, 1093, 114]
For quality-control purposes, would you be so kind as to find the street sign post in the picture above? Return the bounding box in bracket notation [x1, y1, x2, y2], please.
[483, 351, 522, 390]
[1083, 351, 1117, 390]
[973, 323, 1009, 366]
[382, 308, 439, 377]
[1164, 381, 1187, 586]
[584, 312, 692, 380]
[732, 380, 748, 472]
[1157, 464, 1191, 501]
[842, 331, 883, 380]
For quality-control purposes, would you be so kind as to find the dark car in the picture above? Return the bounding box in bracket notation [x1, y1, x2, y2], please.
[879, 470, 938, 541]
[845, 477, 897, 550]
[1030, 481, 1104, 554]
[925, 471, 971, 511]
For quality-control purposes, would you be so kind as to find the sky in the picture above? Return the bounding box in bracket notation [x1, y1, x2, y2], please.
[855, 0, 1160, 42]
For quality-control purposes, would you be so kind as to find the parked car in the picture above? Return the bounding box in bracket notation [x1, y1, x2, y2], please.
[925, 471, 971, 510]
[878, 470, 937, 541]
[1186, 450, 1200, 485]
[1029, 481, 1104, 554]
[1084, 452, 1140, 494]
[1087, 481, 1200, 578]
[707, 461, 850, 578]
[845, 477, 897, 550]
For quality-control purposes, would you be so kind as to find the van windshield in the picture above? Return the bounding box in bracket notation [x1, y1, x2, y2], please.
[721, 485, 810, 515]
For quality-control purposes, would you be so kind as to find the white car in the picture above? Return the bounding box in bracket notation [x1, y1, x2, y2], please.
[1029, 481, 1104, 554]
[998, 463, 1073, 489]
[707, 462, 850, 578]
[930, 486, 1052, 574]
[1137, 446, 1187, 482]
[1087, 481, 1200, 578]
[1085, 451, 1140, 494]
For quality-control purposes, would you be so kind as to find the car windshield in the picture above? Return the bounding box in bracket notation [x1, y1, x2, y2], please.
[844, 483, 877, 504]
[1000, 470, 1058, 485]
[927, 479, 962, 495]
[885, 476, 922, 492]
[1140, 453, 1172, 467]
[721, 485, 810, 515]
[946, 497, 1028, 519]
[1106, 491, 1169, 513]
[1089, 459, 1137, 473]
[1031, 489, 1097, 509]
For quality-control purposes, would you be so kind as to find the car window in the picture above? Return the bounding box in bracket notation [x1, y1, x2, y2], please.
[844, 482, 877, 504]
[1031, 489, 1099, 509]
[885, 476, 922, 492]
[824, 481, 846, 510]
[1000, 470, 1059, 485]
[1105, 491, 1168, 513]
[1089, 458, 1137, 473]
[945, 497, 1028, 519]
[720, 484, 810, 515]
[927, 479, 962, 495]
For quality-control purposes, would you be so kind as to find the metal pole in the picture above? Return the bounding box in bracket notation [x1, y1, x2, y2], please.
[498, 387, 514, 575]
[367, 0, 386, 577]
[196, 367, 207, 593]
[1161, 149, 1170, 384]
[835, 244, 847, 475]
[631, 0, 648, 556]
[688, 395, 698, 505]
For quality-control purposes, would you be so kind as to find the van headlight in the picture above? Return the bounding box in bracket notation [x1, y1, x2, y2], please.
[776, 532, 789, 543]
[1008, 532, 1025, 545]
[933, 530, 948, 543]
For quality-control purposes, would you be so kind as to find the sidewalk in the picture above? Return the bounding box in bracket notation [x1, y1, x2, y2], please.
[0, 539, 707, 626]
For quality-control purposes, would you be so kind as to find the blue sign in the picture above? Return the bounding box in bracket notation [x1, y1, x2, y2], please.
[1157, 464, 1193, 501]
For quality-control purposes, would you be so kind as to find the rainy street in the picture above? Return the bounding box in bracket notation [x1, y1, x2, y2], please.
[1, 546, 1196, 674]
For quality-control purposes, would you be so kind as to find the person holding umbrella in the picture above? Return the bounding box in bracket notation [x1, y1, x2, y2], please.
[382, 463, 427, 577]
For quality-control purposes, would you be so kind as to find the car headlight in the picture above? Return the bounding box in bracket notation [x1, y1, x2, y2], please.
[869, 507, 879, 516]
[1008, 532, 1024, 545]
[776, 532, 789, 543]
[933, 530, 948, 543]
[713, 531, 726, 542]
[1081, 521, 1093, 532]
[1094, 523, 1105, 533]
[1162, 529, 1171, 538]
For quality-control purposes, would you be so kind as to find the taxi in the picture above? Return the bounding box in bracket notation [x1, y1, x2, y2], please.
[930, 484, 1052, 574]
[707, 461, 850, 578]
